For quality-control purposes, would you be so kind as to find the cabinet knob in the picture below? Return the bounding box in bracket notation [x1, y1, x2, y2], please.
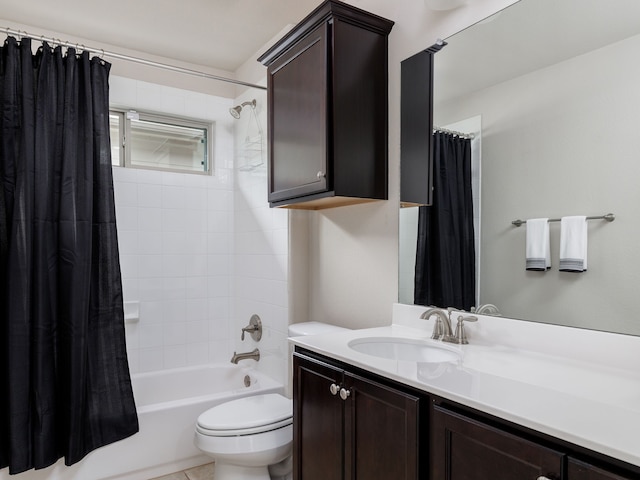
[329, 383, 339, 396]
[316, 171, 326, 179]
[339, 388, 351, 400]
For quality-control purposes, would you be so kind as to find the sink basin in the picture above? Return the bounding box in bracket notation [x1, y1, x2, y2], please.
[348, 337, 461, 363]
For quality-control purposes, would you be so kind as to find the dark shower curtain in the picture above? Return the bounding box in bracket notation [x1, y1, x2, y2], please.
[414, 131, 476, 311]
[0, 37, 138, 474]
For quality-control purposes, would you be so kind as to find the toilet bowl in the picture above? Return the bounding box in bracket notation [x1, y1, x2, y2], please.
[195, 322, 350, 480]
[194, 393, 293, 480]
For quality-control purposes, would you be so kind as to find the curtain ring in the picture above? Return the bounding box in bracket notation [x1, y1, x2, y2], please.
[101, 48, 105, 59]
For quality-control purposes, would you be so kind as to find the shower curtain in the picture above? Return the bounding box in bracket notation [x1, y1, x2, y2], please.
[0, 37, 138, 474]
[414, 131, 476, 311]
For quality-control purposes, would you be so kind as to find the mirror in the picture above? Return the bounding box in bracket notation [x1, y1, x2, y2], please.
[399, 0, 640, 336]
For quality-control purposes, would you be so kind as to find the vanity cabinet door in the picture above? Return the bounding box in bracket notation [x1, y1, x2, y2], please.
[568, 458, 634, 480]
[293, 351, 423, 480]
[431, 405, 564, 480]
[293, 354, 344, 480]
[344, 372, 420, 480]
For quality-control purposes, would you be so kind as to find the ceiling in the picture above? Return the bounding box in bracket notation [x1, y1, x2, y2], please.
[0, 0, 323, 73]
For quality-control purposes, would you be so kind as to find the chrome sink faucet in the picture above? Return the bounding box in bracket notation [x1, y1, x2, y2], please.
[420, 307, 478, 344]
[471, 303, 500, 316]
[420, 307, 454, 341]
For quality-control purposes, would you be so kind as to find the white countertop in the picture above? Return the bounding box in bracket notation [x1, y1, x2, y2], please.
[289, 304, 640, 468]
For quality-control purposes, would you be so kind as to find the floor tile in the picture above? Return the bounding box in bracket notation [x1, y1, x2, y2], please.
[149, 472, 188, 480]
[185, 462, 215, 480]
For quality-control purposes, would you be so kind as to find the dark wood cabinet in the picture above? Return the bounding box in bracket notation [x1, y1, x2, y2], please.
[400, 41, 445, 207]
[258, 0, 394, 209]
[293, 353, 343, 480]
[293, 352, 420, 480]
[431, 405, 564, 480]
[292, 349, 640, 480]
[400, 49, 434, 207]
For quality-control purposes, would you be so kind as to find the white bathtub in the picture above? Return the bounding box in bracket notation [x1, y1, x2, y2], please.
[1, 364, 284, 480]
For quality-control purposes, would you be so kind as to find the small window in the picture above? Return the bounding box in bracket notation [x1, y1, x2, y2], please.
[110, 113, 123, 167]
[109, 110, 212, 175]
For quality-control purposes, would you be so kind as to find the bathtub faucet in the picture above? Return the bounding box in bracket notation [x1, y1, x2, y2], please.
[230, 348, 260, 364]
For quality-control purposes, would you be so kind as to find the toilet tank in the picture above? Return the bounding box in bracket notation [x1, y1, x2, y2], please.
[288, 321, 350, 337]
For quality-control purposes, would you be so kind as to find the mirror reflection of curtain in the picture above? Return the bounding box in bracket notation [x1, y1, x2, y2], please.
[0, 37, 138, 474]
[414, 132, 475, 310]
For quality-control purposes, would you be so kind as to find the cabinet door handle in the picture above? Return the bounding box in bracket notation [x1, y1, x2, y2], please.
[329, 383, 340, 396]
[339, 388, 351, 400]
[316, 171, 326, 179]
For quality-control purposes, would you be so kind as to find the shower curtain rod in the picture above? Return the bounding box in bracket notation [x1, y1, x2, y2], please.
[433, 126, 475, 139]
[3, 27, 267, 91]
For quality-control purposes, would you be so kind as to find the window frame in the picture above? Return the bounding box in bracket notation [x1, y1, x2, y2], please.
[110, 108, 214, 176]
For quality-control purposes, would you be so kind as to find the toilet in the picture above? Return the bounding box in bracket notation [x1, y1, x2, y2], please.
[194, 321, 349, 480]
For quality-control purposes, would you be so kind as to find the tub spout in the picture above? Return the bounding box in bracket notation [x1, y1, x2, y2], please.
[230, 348, 260, 364]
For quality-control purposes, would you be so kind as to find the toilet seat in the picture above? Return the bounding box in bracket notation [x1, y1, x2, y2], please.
[196, 393, 292, 437]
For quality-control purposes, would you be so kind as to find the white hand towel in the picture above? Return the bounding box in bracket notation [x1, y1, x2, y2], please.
[559, 216, 588, 272]
[525, 218, 550, 271]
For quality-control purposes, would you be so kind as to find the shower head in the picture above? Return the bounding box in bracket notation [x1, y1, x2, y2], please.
[229, 99, 257, 119]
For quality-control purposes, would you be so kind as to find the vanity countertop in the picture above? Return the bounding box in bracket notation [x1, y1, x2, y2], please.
[289, 304, 640, 468]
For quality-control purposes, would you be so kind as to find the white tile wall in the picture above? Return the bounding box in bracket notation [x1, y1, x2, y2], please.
[112, 77, 236, 374]
[232, 91, 290, 387]
[114, 163, 235, 373]
[112, 77, 289, 384]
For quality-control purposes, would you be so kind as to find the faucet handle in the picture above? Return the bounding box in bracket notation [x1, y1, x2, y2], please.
[452, 315, 478, 345]
[240, 314, 262, 341]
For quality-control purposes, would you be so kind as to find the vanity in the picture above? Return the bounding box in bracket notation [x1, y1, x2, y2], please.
[289, 304, 640, 480]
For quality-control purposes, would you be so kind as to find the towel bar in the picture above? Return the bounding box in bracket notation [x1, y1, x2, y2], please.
[511, 213, 615, 227]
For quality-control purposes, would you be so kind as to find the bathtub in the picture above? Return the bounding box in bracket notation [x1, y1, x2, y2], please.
[0, 364, 283, 480]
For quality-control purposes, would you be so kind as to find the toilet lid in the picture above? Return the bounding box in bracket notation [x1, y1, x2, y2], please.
[197, 393, 292, 433]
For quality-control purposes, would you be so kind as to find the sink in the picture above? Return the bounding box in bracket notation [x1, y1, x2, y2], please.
[348, 337, 461, 363]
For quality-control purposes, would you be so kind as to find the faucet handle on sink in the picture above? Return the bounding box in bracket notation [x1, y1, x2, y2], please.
[451, 315, 478, 345]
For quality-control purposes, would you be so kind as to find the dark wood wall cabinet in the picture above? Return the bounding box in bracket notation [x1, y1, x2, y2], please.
[293, 348, 640, 480]
[258, 1, 394, 209]
[400, 41, 445, 207]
